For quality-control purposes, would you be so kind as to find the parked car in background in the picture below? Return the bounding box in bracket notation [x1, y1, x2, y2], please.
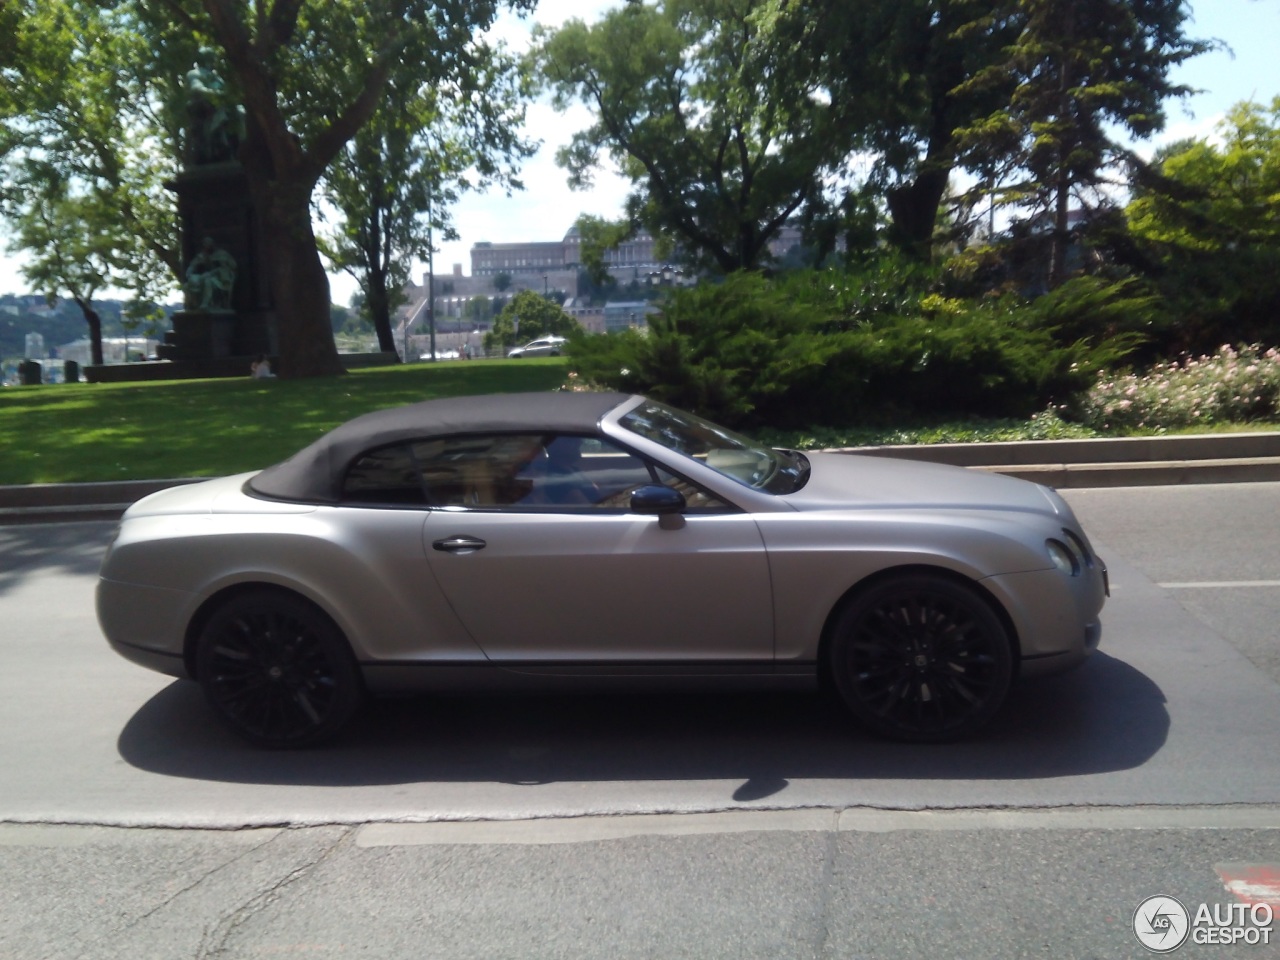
[507, 336, 566, 358]
[97, 392, 1107, 748]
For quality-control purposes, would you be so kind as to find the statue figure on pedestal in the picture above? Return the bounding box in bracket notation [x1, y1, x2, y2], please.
[185, 237, 237, 311]
[185, 49, 245, 165]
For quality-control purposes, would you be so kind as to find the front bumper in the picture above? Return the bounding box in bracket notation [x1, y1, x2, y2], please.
[982, 560, 1107, 678]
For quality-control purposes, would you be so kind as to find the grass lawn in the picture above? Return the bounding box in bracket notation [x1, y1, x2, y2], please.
[4, 357, 1278, 487]
[0, 359, 569, 486]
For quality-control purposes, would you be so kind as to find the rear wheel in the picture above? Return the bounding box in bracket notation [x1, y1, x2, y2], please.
[196, 590, 363, 748]
[828, 575, 1013, 742]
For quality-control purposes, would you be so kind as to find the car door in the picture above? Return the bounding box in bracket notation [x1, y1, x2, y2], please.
[418, 432, 774, 663]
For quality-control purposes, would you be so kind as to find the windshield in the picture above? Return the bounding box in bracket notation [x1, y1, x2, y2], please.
[619, 401, 809, 495]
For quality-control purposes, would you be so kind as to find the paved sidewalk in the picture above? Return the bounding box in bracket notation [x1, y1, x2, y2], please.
[3, 430, 1279, 525]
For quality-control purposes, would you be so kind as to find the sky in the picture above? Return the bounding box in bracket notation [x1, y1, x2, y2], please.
[1, 0, 1277, 303]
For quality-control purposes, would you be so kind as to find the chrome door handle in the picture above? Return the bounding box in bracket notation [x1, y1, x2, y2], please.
[432, 535, 487, 554]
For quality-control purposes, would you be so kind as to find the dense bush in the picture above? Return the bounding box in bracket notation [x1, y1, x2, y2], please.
[568, 265, 1139, 430]
[567, 272, 837, 425]
[1078, 344, 1280, 432]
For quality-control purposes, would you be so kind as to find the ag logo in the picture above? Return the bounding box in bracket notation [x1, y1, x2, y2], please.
[1133, 895, 1191, 953]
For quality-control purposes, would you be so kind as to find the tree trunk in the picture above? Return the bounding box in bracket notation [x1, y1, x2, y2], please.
[262, 179, 345, 378]
[1048, 5, 1075, 290]
[238, 124, 344, 378]
[75, 297, 104, 366]
[367, 266, 397, 355]
[232, 89, 345, 379]
[1049, 164, 1072, 289]
[886, 167, 950, 260]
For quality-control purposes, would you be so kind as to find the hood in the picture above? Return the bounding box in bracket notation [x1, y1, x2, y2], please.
[785, 451, 1064, 517]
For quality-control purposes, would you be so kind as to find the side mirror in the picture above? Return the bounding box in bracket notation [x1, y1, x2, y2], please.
[629, 484, 686, 515]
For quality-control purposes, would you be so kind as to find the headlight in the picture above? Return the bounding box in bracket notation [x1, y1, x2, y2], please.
[1046, 538, 1081, 576]
[1062, 528, 1094, 568]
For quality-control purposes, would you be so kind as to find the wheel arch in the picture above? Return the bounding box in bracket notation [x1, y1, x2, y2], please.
[182, 581, 350, 681]
[815, 563, 1023, 688]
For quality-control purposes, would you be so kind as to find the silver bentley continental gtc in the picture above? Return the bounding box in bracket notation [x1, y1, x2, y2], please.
[97, 392, 1108, 747]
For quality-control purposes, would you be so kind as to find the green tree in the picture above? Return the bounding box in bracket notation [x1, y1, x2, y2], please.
[484, 289, 580, 351]
[11, 190, 113, 364]
[135, 0, 532, 377]
[1125, 98, 1280, 349]
[535, 0, 838, 273]
[753, 0, 1022, 260]
[571, 214, 634, 285]
[958, 0, 1210, 287]
[318, 33, 534, 358]
[1, 0, 184, 361]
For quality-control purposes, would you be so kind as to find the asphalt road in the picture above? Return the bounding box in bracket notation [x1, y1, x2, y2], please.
[1, 482, 1278, 958]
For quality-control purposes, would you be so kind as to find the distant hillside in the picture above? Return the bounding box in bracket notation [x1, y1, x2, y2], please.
[0, 297, 174, 360]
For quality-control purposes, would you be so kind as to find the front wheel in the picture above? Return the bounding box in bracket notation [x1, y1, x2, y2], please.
[828, 575, 1013, 742]
[196, 590, 364, 748]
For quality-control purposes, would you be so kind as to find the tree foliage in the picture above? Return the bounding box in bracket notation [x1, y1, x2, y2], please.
[124, 0, 534, 378]
[571, 214, 634, 286]
[319, 34, 535, 358]
[534, 0, 839, 273]
[484, 289, 580, 351]
[1, 0, 184, 361]
[752, 0, 1022, 259]
[1125, 97, 1280, 350]
[957, 0, 1210, 286]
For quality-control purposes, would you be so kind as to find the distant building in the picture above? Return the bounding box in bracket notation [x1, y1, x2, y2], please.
[398, 220, 808, 335]
[24, 332, 45, 359]
[471, 240, 571, 277]
[471, 225, 663, 281]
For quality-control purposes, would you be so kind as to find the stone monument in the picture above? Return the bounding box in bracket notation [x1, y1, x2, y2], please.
[145, 52, 277, 377]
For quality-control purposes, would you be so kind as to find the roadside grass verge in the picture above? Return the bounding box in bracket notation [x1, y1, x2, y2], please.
[0, 359, 567, 485]
[2, 357, 1278, 486]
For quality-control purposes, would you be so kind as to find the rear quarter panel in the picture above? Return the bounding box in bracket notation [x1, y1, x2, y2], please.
[99, 506, 483, 665]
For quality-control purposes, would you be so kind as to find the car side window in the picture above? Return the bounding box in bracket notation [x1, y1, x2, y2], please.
[342, 443, 428, 504]
[407, 433, 650, 509]
[342, 434, 734, 512]
[653, 465, 734, 511]
[413, 434, 547, 507]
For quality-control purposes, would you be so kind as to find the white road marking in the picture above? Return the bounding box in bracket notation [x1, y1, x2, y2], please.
[1159, 581, 1280, 589]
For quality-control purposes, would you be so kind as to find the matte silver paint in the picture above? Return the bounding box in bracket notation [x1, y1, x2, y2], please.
[98, 395, 1106, 704]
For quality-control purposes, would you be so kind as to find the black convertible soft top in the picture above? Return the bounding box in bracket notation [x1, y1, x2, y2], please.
[248, 391, 633, 503]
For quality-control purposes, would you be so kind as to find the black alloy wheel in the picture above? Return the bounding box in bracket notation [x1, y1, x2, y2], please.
[196, 590, 363, 748]
[828, 575, 1014, 742]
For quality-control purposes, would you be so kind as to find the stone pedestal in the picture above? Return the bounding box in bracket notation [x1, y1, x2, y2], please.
[157, 309, 276, 363]
[146, 161, 277, 375]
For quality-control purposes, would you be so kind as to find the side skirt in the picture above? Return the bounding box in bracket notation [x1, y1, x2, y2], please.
[361, 661, 819, 695]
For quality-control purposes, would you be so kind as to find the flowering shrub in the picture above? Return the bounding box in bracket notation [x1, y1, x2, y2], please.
[1079, 344, 1280, 431]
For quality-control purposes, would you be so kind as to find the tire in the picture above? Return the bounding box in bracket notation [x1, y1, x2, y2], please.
[828, 575, 1013, 742]
[196, 590, 364, 748]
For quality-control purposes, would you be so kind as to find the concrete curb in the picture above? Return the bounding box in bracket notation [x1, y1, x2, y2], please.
[840, 430, 1280, 489]
[0, 479, 203, 525]
[3, 432, 1279, 525]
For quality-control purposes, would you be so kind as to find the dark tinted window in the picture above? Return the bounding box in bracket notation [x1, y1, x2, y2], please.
[342, 433, 733, 512]
[342, 444, 427, 504]
[413, 433, 655, 509]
